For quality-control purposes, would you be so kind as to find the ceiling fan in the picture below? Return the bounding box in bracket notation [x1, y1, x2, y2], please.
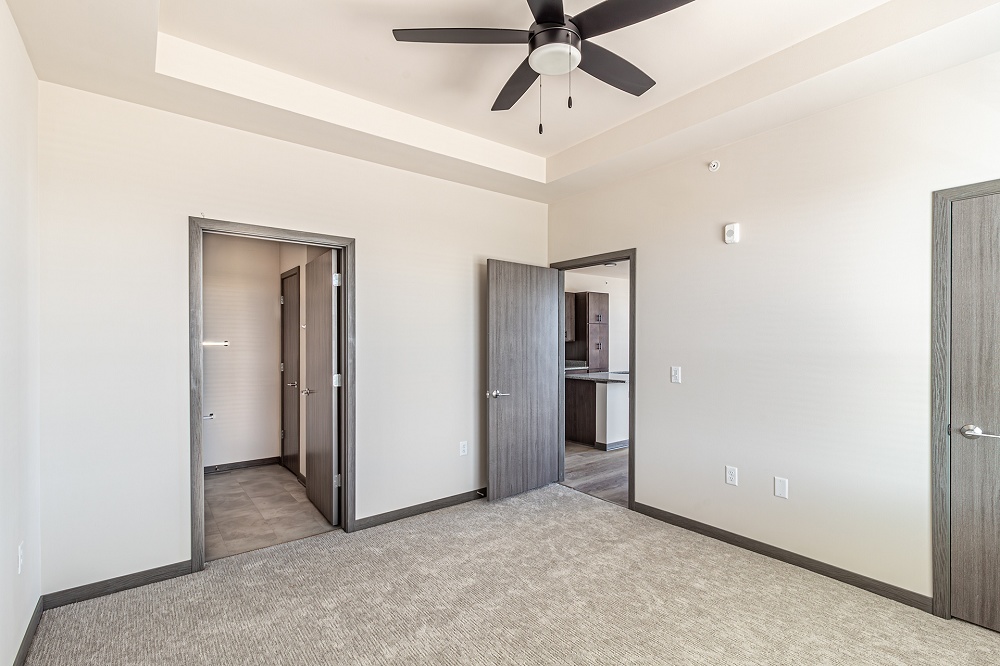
[393, 0, 696, 111]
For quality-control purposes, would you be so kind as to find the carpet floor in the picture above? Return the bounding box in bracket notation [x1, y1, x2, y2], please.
[26, 485, 1000, 665]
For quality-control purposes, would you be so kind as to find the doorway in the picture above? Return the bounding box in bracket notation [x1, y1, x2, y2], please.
[560, 260, 632, 507]
[931, 178, 1000, 631]
[483, 250, 636, 509]
[189, 217, 357, 572]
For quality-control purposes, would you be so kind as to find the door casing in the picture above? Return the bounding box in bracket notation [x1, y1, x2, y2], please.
[931, 178, 1000, 618]
[551, 249, 637, 509]
[189, 217, 357, 572]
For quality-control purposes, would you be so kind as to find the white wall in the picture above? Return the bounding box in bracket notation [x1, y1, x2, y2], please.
[549, 52, 1000, 596]
[37, 82, 547, 593]
[0, 0, 41, 661]
[202, 234, 281, 467]
[564, 271, 630, 371]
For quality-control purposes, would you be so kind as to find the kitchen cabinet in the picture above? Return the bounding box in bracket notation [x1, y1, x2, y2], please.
[581, 292, 609, 324]
[566, 291, 609, 372]
[587, 324, 608, 372]
[565, 292, 576, 342]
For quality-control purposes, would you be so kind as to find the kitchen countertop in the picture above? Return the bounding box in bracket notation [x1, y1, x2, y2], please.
[565, 372, 629, 384]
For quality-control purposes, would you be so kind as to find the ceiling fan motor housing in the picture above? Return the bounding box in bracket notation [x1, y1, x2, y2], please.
[528, 21, 582, 76]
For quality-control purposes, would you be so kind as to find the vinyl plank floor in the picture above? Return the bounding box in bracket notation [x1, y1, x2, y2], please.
[204, 464, 334, 561]
[561, 441, 628, 507]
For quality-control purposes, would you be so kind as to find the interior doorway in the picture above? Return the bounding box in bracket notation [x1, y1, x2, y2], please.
[482, 250, 636, 509]
[931, 178, 1000, 632]
[560, 260, 632, 507]
[189, 218, 356, 571]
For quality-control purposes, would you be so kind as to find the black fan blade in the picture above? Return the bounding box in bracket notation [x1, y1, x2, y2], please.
[393, 28, 529, 44]
[492, 58, 540, 111]
[579, 41, 655, 96]
[527, 0, 565, 25]
[572, 0, 695, 39]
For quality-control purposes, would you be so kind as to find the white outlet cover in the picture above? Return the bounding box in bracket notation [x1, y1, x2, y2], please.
[459, 441, 468, 456]
[725, 466, 738, 486]
[18, 541, 24, 575]
[670, 366, 682, 384]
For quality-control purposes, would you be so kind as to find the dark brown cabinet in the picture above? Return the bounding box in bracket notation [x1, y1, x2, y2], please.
[582, 292, 609, 324]
[565, 291, 609, 372]
[565, 292, 576, 342]
[587, 324, 608, 372]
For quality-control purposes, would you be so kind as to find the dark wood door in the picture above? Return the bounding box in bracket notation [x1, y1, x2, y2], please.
[487, 259, 561, 501]
[951, 192, 1000, 632]
[305, 250, 340, 525]
[280, 268, 301, 477]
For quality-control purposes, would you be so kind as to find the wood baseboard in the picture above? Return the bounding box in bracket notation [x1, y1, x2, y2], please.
[633, 502, 932, 613]
[14, 597, 42, 666]
[42, 560, 193, 611]
[354, 489, 486, 531]
[204, 457, 280, 474]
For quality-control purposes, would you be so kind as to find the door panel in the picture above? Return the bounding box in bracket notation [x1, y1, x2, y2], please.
[487, 259, 560, 501]
[280, 270, 301, 477]
[951, 193, 1000, 631]
[305, 250, 340, 525]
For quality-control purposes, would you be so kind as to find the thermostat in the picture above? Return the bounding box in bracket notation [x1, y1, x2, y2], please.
[724, 223, 740, 244]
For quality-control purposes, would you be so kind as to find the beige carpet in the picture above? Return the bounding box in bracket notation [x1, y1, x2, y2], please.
[26, 485, 1000, 665]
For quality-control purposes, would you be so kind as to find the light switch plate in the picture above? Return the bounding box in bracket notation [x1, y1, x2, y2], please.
[670, 366, 682, 384]
[774, 477, 789, 499]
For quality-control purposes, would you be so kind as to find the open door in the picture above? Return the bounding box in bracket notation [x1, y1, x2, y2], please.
[280, 268, 301, 478]
[487, 259, 561, 501]
[304, 250, 340, 525]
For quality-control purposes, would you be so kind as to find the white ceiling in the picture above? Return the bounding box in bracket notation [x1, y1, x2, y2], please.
[569, 260, 630, 280]
[158, 0, 891, 157]
[9, 0, 1000, 202]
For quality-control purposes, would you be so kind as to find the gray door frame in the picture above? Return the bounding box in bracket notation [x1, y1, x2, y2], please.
[930, 177, 1000, 618]
[551, 249, 637, 509]
[189, 217, 357, 572]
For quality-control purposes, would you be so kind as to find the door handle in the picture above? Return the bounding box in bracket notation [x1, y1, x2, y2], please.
[301, 388, 316, 396]
[487, 390, 511, 399]
[286, 381, 298, 387]
[959, 424, 1000, 440]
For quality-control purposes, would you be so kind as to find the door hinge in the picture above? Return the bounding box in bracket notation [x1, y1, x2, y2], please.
[333, 273, 342, 287]
[332, 374, 343, 388]
[280, 295, 284, 305]
[334, 474, 341, 488]
[281, 429, 284, 440]
[280, 362, 284, 372]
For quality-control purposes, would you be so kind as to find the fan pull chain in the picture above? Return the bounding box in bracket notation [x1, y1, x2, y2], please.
[568, 35, 573, 109]
[538, 76, 544, 135]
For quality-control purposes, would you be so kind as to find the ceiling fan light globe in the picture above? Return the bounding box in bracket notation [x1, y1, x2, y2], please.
[528, 43, 582, 76]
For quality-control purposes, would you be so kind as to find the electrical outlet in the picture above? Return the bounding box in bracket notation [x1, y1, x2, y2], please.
[459, 441, 468, 456]
[775, 477, 789, 499]
[18, 541, 24, 575]
[725, 466, 738, 486]
[670, 366, 682, 384]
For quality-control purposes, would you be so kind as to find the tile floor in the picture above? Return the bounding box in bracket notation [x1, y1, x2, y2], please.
[561, 441, 629, 507]
[205, 464, 333, 561]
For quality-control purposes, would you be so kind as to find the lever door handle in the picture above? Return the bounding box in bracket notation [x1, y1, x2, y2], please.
[301, 388, 316, 396]
[959, 424, 1000, 440]
[487, 390, 511, 399]
[286, 381, 298, 388]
